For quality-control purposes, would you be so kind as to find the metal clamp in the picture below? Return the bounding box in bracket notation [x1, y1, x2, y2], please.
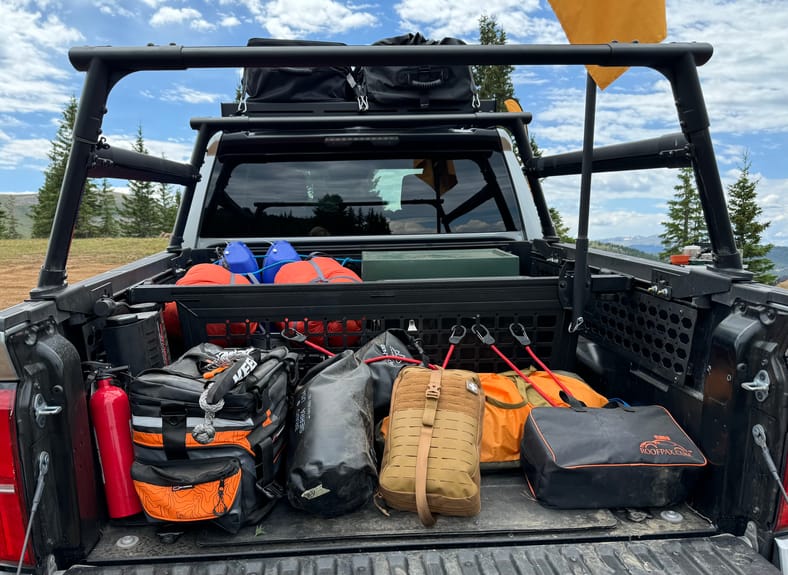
[742, 370, 770, 402]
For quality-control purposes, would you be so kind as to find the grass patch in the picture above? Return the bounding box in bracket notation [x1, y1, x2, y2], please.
[0, 237, 169, 308]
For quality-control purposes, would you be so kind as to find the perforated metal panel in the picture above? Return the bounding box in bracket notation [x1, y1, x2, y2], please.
[585, 290, 697, 383]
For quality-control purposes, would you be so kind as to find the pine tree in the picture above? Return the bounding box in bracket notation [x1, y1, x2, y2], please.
[30, 97, 78, 238]
[727, 152, 776, 284]
[473, 14, 515, 112]
[659, 167, 708, 260]
[74, 179, 101, 238]
[0, 201, 8, 239]
[119, 126, 158, 237]
[5, 195, 21, 239]
[154, 181, 180, 235]
[549, 207, 573, 242]
[96, 179, 118, 237]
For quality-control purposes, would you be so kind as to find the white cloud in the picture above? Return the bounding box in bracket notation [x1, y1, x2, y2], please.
[103, 132, 194, 163]
[394, 1, 542, 42]
[260, 0, 377, 37]
[98, 1, 135, 18]
[160, 85, 223, 104]
[0, 130, 51, 170]
[0, 2, 82, 114]
[149, 6, 214, 30]
[220, 15, 241, 27]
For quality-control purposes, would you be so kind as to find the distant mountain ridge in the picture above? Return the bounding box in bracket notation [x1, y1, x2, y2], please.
[597, 235, 663, 254]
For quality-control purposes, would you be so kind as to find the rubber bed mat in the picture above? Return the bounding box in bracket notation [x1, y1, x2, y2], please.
[197, 474, 616, 546]
[70, 534, 778, 574]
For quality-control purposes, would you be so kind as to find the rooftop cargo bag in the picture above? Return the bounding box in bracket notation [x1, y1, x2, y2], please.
[520, 403, 707, 509]
[357, 33, 480, 112]
[129, 343, 297, 532]
[242, 38, 357, 104]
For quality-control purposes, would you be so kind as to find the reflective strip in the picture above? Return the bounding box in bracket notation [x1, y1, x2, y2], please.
[0, 484, 16, 494]
[133, 430, 254, 455]
[132, 415, 254, 430]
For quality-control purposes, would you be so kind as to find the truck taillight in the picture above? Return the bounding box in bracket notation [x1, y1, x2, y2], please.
[0, 385, 34, 565]
[775, 459, 788, 532]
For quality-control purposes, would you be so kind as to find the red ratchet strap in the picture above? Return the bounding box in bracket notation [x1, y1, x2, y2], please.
[441, 324, 467, 369]
[471, 323, 560, 407]
[280, 325, 335, 357]
[508, 322, 574, 397]
[364, 355, 437, 369]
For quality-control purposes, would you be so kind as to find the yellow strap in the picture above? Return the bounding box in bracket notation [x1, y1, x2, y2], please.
[415, 369, 441, 526]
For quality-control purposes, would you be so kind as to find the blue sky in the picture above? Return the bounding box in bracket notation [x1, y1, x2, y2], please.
[1, 0, 786, 244]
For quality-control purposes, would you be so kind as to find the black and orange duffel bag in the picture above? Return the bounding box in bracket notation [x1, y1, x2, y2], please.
[520, 402, 707, 509]
[129, 343, 297, 532]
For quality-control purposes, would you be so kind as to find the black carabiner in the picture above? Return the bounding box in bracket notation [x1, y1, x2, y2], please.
[280, 326, 307, 343]
[508, 322, 532, 347]
[471, 323, 495, 346]
[448, 324, 467, 345]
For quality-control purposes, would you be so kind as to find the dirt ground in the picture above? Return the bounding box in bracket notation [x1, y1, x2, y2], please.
[0, 238, 169, 309]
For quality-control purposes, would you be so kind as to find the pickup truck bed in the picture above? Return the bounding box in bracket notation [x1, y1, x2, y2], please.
[6, 40, 788, 575]
[84, 473, 746, 570]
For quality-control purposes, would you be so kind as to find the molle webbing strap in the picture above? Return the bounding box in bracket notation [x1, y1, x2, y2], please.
[415, 368, 442, 526]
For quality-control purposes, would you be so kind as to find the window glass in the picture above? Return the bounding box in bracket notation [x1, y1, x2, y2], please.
[201, 153, 521, 237]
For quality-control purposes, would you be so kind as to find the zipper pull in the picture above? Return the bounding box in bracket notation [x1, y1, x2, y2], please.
[214, 478, 228, 516]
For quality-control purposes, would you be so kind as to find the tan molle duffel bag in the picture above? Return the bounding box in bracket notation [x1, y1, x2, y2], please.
[378, 366, 485, 526]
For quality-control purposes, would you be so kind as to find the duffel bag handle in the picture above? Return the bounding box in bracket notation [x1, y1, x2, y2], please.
[204, 351, 261, 405]
[410, 77, 443, 89]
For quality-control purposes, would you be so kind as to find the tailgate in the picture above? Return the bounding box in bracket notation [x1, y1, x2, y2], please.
[66, 535, 778, 575]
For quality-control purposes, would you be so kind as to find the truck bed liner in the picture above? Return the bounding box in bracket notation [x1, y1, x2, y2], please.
[86, 474, 718, 564]
[73, 534, 779, 574]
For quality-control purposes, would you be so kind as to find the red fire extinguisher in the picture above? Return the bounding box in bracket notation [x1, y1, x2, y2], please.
[89, 366, 142, 518]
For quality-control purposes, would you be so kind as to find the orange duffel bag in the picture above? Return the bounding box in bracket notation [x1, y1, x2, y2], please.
[479, 368, 608, 463]
[163, 263, 258, 347]
[274, 257, 363, 346]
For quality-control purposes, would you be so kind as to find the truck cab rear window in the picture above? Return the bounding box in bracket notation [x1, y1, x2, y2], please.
[201, 153, 521, 237]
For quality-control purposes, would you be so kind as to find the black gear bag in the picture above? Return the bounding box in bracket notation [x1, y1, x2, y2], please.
[356, 33, 480, 112]
[242, 38, 357, 104]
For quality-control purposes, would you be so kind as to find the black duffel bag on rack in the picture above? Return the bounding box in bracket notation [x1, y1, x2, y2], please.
[129, 343, 297, 533]
[356, 33, 480, 112]
[242, 38, 358, 104]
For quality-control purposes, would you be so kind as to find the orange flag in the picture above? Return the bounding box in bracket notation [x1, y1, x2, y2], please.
[548, 0, 667, 89]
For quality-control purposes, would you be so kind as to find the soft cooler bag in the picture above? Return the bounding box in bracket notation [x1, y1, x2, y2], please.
[520, 403, 707, 509]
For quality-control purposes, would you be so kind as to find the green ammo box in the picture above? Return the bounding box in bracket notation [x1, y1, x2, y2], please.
[361, 248, 520, 281]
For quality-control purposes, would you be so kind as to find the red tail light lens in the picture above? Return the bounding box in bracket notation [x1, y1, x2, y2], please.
[0, 385, 33, 565]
